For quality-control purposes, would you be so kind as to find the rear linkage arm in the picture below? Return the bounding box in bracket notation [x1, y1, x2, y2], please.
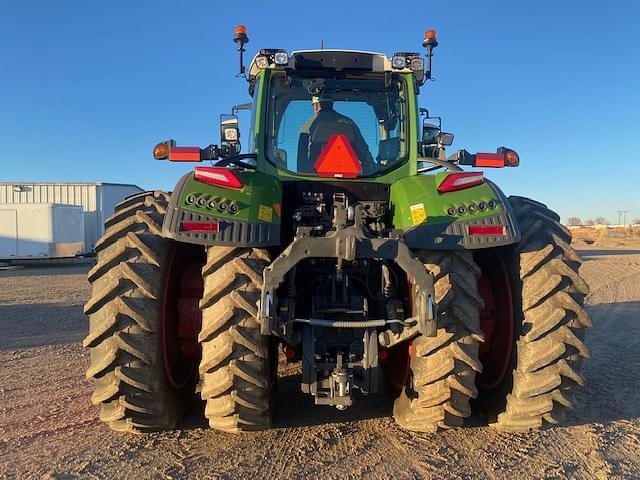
[258, 204, 437, 339]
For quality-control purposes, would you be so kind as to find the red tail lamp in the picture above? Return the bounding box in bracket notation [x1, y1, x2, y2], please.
[475, 153, 505, 168]
[469, 225, 505, 236]
[179, 222, 220, 232]
[438, 172, 484, 193]
[285, 346, 297, 361]
[194, 167, 244, 189]
[170, 147, 201, 162]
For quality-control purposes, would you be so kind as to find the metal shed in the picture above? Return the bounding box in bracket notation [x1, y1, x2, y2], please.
[0, 182, 143, 253]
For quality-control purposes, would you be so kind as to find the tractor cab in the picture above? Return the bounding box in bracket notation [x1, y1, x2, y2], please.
[257, 50, 409, 178]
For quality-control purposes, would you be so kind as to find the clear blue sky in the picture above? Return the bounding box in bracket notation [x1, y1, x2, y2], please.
[1, 1, 638, 224]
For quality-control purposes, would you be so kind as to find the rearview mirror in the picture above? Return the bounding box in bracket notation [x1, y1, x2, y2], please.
[439, 132, 454, 146]
[422, 124, 440, 145]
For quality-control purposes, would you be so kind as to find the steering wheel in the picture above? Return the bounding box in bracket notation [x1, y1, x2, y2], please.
[214, 153, 257, 169]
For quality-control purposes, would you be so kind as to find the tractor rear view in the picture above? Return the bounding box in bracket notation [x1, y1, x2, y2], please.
[84, 26, 591, 433]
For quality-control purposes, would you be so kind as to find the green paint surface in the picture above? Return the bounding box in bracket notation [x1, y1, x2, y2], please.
[180, 171, 282, 224]
[390, 173, 504, 229]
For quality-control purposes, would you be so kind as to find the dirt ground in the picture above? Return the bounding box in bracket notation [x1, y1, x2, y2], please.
[1, 245, 640, 480]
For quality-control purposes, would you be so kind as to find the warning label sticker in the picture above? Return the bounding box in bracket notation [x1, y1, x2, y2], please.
[410, 203, 427, 225]
[258, 205, 273, 222]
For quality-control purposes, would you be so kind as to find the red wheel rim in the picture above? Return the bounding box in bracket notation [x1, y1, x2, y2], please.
[162, 246, 203, 389]
[386, 278, 414, 390]
[386, 343, 411, 389]
[476, 251, 514, 390]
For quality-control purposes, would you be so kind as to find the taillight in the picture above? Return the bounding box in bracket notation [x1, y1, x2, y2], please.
[180, 222, 220, 232]
[170, 147, 201, 162]
[194, 167, 243, 189]
[438, 172, 484, 193]
[475, 153, 505, 168]
[468, 225, 505, 235]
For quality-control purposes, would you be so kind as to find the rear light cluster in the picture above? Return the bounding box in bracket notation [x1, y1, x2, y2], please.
[438, 172, 484, 193]
[445, 199, 498, 217]
[194, 167, 243, 189]
[468, 225, 505, 236]
[170, 147, 201, 162]
[185, 193, 240, 214]
[179, 222, 220, 233]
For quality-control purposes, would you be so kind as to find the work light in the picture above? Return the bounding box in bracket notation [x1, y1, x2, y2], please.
[391, 55, 406, 69]
[274, 51, 289, 65]
[255, 55, 270, 69]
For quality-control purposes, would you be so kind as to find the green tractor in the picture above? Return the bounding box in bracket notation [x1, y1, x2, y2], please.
[84, 26, 591, 433]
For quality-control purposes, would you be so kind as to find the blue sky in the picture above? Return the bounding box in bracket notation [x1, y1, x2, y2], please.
[1, 1, 638, 224]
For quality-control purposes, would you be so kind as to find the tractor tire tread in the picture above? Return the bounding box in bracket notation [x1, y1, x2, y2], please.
[393, 251, 483, 432]
[198, 246, 273, 433]
[493, 196, 591, 432]
[84, 191, 184, 433]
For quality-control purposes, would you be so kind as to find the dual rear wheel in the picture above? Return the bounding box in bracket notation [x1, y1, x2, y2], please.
[84, 191, 275, 432]
[391, 196, 591, 431]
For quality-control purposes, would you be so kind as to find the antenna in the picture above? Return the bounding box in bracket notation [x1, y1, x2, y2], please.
[320, 38, 324, 50]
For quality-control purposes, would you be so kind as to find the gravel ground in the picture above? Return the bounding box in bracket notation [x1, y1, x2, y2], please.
[1, 250, 639, 479]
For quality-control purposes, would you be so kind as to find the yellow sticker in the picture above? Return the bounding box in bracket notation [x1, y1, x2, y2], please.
[258, 204, 273, 222]
[410, 203, 427, 225]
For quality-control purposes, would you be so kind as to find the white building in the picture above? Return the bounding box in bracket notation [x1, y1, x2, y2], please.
[0, 182, 142, 259]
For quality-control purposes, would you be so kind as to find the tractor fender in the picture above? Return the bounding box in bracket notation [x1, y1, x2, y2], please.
[161, 171, 282, 247]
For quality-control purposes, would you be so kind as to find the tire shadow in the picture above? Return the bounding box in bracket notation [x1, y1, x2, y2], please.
[179, 363, 396, 431]
[0, 263, 92, 278]
[0, 303, 87, 350]
[270, 372, 394, 429]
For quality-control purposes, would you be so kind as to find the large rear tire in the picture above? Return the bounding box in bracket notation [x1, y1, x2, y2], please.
[481, 196, 592, 431]
[198, 246, 275, 432]
[83, 191, 198, 432]
[392, 251, 484, 432]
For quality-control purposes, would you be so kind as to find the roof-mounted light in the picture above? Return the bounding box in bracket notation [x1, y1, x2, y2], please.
[233, 24, 249, 45]
[392, 52, 422, 69]
[274, 51, 289, 65]
[410, 57, 424, 71]
[392, 55, 407, 69]
[423, 29, 438, 47]
[255, 55, 269, 69]
[255, 49, 289, 69]
[392, 52, 425, 82]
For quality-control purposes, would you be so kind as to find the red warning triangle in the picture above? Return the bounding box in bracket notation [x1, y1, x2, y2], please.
[314, 134, 362, 178]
